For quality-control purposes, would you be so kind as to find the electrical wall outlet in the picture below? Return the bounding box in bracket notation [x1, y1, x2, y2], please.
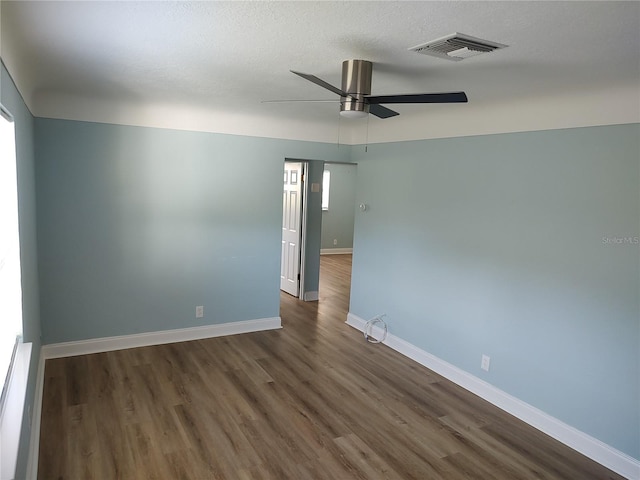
[333, 239, 338, 246]
[481, 354, 491, 372]
[195, 306, 204, 318]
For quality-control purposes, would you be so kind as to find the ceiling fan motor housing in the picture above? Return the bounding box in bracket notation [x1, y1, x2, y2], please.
[341, 60, 372, 116]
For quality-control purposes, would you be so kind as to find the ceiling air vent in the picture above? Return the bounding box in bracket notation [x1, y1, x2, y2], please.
[409, 32, 507, 61]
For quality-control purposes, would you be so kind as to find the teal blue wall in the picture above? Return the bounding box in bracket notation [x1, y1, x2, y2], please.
[35, 118, 349, 343]
[321, 163, 356, 250]
[1, 63, 42, 479]
[349, 124, 640, 459]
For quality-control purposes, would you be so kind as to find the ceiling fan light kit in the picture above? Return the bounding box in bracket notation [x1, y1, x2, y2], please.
[290, 58, 468, 120]
[340, 109, 369, 119]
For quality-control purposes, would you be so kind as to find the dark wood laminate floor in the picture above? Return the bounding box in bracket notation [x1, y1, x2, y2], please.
[38, 254, 625, 479]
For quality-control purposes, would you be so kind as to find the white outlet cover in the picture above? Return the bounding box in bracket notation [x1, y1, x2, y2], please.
[481, 354, 491, 371]
[196, 306, 204, 318]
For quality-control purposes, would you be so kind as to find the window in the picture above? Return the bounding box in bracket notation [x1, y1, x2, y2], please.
[0, 105, 22, 392]
[322, 169, 330, 211]
[0, 104, 31, 480]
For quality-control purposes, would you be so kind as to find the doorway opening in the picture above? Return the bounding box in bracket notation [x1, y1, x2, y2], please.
[280, 160, 356, 319]
[318, 162, 356, 311]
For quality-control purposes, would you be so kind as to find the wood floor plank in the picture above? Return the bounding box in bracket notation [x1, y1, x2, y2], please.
[38, 373, 67, 480]
[333, 433, 406, 480]
[37, 254, 627, 479]
[66, 404, 99, 480]
[124, 421, 173, 480]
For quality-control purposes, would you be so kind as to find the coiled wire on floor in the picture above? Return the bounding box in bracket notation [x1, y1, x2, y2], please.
[364, 314, 388, 344]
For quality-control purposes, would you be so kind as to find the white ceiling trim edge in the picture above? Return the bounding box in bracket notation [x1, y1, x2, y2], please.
[31, 86, 640, 145]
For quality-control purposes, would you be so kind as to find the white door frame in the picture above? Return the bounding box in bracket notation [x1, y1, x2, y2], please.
[298, 161, 309, 300]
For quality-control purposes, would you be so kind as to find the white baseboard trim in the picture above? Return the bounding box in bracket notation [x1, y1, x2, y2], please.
[346, 312, 640, 480]
[303, 291, 319, 301]
[42, 317, 282, 360]
[25, 352, 45, 480]
[320, 248, 353, 255]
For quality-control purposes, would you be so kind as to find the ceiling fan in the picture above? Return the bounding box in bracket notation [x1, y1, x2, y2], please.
[288, 59, 468, 119]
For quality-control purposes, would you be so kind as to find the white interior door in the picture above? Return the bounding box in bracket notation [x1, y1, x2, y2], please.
[281, 162, 303, 296]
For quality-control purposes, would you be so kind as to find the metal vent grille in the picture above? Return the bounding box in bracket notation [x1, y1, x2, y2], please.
[409, 32, 507, 61]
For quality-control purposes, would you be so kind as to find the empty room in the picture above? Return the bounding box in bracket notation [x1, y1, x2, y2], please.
[0, 1, 638, 479]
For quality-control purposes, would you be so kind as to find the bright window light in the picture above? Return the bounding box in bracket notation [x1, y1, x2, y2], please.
[0, 106, 23, 390]
[322, 169, 330, 211]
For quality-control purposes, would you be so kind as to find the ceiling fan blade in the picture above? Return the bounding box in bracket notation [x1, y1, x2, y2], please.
[368, 104, 399, 119]
[366, 92, 468, 104]
[290, 70, 348, 97]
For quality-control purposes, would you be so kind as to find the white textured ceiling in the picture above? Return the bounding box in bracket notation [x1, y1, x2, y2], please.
[1, 1, 639, 143]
